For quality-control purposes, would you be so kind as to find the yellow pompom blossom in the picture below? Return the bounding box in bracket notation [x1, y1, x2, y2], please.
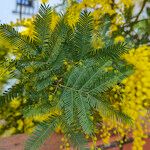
[55, 124, 62, 133]
[41, 0, 48, 3]
[120, 45, 150, 150]
[1, 127, 16, 137]
[99, 117, 131, 145]
[0, 38, 16, 90]
[10, 98, 21, 109]
[66, 0, 114, 27]
[24, 118, 35, 134]
[11, 13, 59, 38]
[114, 36, 125, 43]
[112, 14, 125, 26]
[119, 0, 133, 8]
[11, 18, 35, 40]
[66, 4, 82, 27]
[109, 24, 118, 35]
[60, 136, 71, 149]
[66, 0, 133, 28]
[105, 45, 150, 149]
[100, 125, 110, 144]
[17, 119, 24, 131]
[91, 34, 104, 50]
[20, 18, 35, 39]
[93, 45, 150, 149]
[50, 11, 60, 30]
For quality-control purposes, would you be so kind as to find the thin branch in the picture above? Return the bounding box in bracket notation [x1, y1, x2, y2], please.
[134, 0, 147, 22]
[123, 0, 147, 35]
[123, 18, 150, 28]
[97, 133, 150, 150]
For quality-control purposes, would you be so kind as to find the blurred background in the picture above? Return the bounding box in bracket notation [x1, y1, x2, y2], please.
[0, 1, 150, 150]
[0, 0, 62, 23]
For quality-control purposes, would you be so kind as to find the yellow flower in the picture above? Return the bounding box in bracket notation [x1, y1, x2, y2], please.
[55, 124, 62, 133]
[41, 0, 48, 3]
[50, 11, 60, 31]
[66, 4, 81, 27]
[20, 18, 35, 39]
[109, 25, 118, 35]
[91, 34, 104, 50]
[120, 0, 133, 8]
[113, 45, 150, 150]
[114, 36, 125, 43]
[10, 98, 21, 109]
[1, 127, 16, 137]
[17, 119, 24, 131]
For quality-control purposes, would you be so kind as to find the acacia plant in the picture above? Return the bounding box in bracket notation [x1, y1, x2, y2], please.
[0, 4, 133, 150]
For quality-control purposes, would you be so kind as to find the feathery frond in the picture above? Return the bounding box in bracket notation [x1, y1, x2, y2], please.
[25, 116, 59, 150]
[0, 24, 36, 56]
[97, 42, 128, 60]
[23, 101, 60, 118]
[0, 83, 23, 106]
[0, 4, 134, 150]
[61, 59, 133, 134]
[74, 11, 93, 59]
[34, 4, 52, 45]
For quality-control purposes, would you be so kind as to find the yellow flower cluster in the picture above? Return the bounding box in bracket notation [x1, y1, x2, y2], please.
[41, 0, 48, 3]
[102, 45, 150, 149]
[11, 11, 59, 38]
[0, 38, 15, 90]
[66, 0, 114, 27]
[121, 45, 150, 150]
[0, 98, 36, 137]
[66, 3, 82, 27]
[20, 18, 35, 39]
[87, 45, 150, 149]
[11, 18, 35, 40]
[114, 35, 125, 43]
[91, 33, 104, 50]
[60, 136, 70, 150]
[66, 0, 133, 27]
[120, 0, 133, 8]
[50, 11, 60, 31]
[10, 98, 21, 109]
[100, 125, 111, 144]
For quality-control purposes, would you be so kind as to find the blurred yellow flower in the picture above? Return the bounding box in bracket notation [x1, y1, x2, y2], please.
[114, 36, 125, 43]
[41, 0, 48, 3]
[10, 98, 21, 109]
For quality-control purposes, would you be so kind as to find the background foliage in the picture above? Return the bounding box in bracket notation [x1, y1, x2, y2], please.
[0, 0, 150, 150]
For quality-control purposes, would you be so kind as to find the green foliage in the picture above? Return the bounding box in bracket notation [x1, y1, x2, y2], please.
[0, 4, 133, 150]
[0, 83, 23, 106]
[74, 11, 93, 59]
[66, 132, 87, 149]
[97, 42, 129, 60]
[25, 115, 60, 150]
[61, 59, 132, 134]
[0, 25, 36, 57]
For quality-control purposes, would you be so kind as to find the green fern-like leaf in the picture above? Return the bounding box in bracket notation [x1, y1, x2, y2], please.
[0, 5, 134, 149]
[74, 11, 93, 59]
[0, 83, 23, 106]
[68, 132, 88, 149]
[23, 101, 60, 118]
[34, 4, 52, 46]
[97, 42, 128, 60]
[25, 116, 59, 150]
[61, 59, 133, 133]
[0, 25, 36, 57]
